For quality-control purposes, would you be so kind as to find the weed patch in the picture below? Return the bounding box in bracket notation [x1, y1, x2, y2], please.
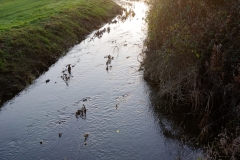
[144, 0, 240, 158]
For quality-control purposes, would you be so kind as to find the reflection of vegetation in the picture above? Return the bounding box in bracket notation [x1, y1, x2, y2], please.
[0, 0, 122, 105]
[147, 83, 205, 159]
[148, 84, 201, 144]
[144, 0, 240, 158]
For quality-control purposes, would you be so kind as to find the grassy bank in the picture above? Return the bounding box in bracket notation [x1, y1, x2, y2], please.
[0, 0, 122, 104]
[0, 0, 94, 32]
[144, 0, 240, 158]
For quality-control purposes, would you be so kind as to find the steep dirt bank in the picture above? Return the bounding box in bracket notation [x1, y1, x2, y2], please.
[0, 0, 122, 105]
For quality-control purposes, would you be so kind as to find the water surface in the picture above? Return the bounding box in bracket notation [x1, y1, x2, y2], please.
[0, 0, 203, 159]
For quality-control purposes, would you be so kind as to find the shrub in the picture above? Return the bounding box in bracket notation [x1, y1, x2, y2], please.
[144, 0, 240, 158]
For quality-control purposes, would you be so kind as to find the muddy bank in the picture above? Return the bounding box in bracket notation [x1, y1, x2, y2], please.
[0, 0, 122, 105]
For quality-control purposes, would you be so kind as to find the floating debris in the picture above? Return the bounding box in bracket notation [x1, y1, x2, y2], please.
[117, 8, 136, 23]
[111, 40, 116, 43]
[84, 133, 89, 142]
[83, 104, 87, 113]
[89, 28, 108, 41]
[108, 55, 114, 60]
[67, 64, 71, 74]
[59, 133, 62, 138]
[104, 54, 115, 72]
[75, 104, 87, 119]
[60, 65, 73, 86]
[84, 133, 89, 138]
[105, 55, 114, 66]
[80, 97, 91, 102]
[75, 109, 82, 115]
[45, 79, 50, 83]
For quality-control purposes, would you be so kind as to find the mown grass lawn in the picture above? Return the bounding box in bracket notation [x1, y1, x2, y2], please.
[0, 0, 122, 104]
[0, 0, 91, 31]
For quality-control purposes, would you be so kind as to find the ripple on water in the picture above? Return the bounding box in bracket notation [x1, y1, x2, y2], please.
[0, 0, 204, 159]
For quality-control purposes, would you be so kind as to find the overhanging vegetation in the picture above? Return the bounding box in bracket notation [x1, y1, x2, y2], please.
[144, 0, 240, 158]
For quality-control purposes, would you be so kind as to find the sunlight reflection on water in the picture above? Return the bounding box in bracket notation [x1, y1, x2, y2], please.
[0, 0, 204, 159]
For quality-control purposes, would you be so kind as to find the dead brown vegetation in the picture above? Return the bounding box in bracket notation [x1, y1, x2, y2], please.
[144, 0, 240, 158]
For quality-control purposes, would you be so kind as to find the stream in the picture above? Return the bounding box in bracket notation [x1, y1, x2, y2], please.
[0, 0, 204, 159]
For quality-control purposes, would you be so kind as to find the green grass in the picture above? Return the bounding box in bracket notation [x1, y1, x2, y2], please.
[0, 0, 122, 103]
[0, 0, 93, 31]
